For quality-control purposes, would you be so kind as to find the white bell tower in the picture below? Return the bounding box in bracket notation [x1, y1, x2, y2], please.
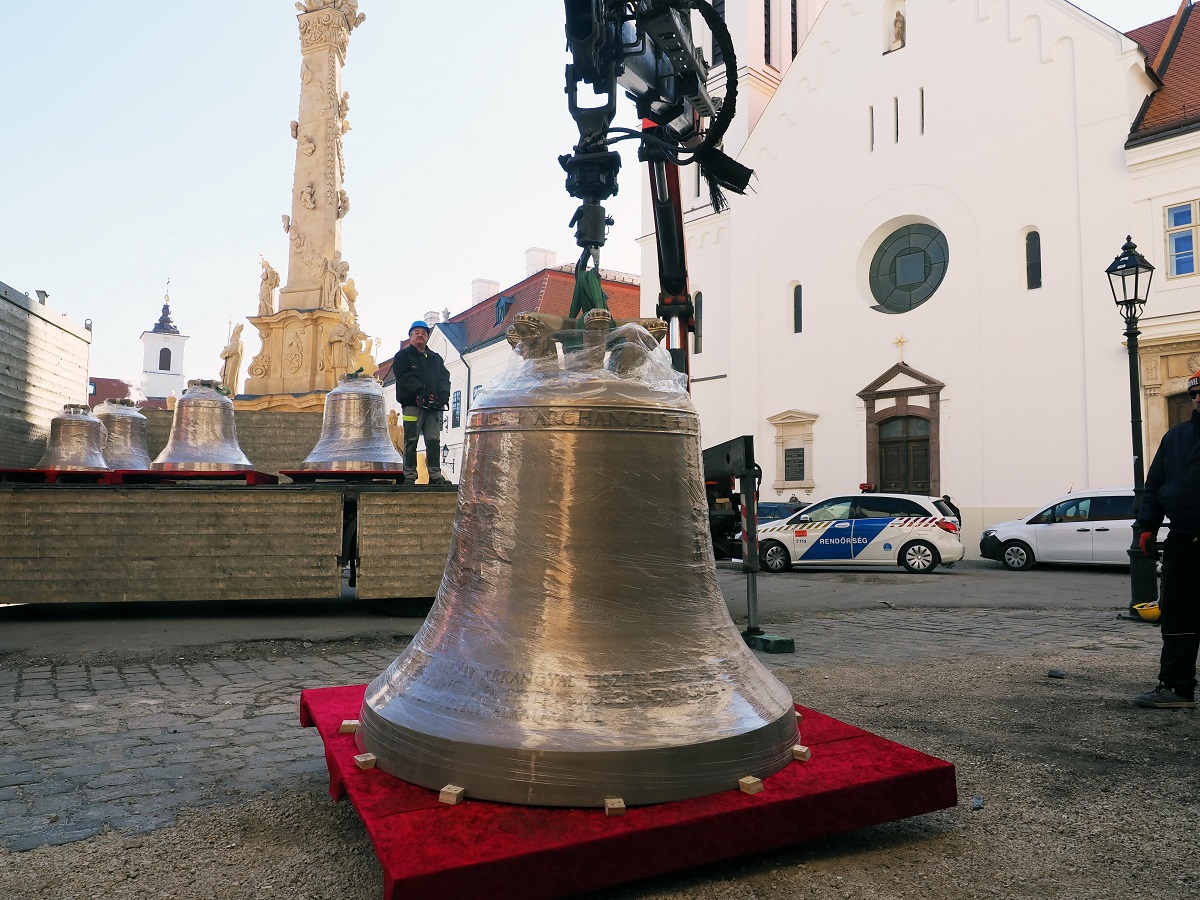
[138, 293, 189, 400]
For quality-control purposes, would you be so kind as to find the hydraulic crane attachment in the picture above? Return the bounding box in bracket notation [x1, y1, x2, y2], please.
[560, 0, 752, 378]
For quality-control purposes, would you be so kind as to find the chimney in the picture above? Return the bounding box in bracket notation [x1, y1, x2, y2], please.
[423, 309, 443, 325]
[471, 278, 500, 304]
[35, 289, 49, 305]
[525, 247, 557, 276]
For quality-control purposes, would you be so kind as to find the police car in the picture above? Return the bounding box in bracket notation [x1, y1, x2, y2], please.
[754, 492, 964, 573]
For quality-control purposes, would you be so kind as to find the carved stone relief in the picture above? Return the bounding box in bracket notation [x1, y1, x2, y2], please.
[290, 120, 299, 139]
[337, 189, 350, 219]
[300, 181, 317, 209]
[285, 329, 305, 374]
[299, 134, 316, 156]
[248, 353, 271, 379]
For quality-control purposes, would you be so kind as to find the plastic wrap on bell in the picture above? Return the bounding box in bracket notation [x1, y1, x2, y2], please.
[95, 398, 151, 470]
[357, 321, 798, 808]
[36, 404, 110, 471]
[151, 380, 254, 471]
[297, 374, 404, 471]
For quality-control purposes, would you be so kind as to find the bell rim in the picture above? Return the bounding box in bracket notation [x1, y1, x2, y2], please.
[355, 701, 799, 808]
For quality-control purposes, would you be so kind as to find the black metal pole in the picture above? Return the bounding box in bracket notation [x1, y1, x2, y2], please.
[1125, 315, 1158, 611]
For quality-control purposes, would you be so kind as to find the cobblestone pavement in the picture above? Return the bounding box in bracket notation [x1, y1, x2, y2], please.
[0, 649, 398, 852]
[0, 595, 1163, 854]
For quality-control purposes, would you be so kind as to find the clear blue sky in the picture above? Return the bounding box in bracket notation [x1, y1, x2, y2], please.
[0, 1, 1183, 385]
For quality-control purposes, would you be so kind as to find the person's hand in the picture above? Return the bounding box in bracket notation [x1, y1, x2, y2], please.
[1138, 531, 1159, 559]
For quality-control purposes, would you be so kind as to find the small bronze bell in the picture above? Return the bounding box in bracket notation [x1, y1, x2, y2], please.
[298, 374, 404, 471]
[151, 380, 254, 471]
[36, 405, 109, 471]
[95, 399, 151, 470]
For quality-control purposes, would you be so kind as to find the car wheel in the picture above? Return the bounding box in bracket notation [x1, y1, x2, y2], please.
[760, 540, 792, 573]
[900, 540, 939, 573]
[1000, 540, 1034, 571]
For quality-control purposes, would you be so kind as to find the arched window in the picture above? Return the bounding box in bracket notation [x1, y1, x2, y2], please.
[793, 285, 803, 333]
[158, 348, 172, 371]
[693, 291, 703, 354]
[1025, 231, 1042, 290]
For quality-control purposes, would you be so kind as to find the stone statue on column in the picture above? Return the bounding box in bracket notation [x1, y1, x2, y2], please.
[240, 2, 367, 410]
[220, 324, 245, 395]
[258, 259, 280, 317]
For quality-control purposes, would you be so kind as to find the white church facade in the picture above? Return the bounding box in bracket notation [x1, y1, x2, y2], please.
[642, 0, 1200, 549]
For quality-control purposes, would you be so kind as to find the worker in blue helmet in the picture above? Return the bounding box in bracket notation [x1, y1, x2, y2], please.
[393, 321, 451, 484]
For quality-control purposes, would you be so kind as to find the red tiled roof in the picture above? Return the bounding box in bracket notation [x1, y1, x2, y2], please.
[1128, 16, 1173, 63]
[1129, 4, 1200, 142]
[374, 357, 394, 385]
[398, 267, 642, 357]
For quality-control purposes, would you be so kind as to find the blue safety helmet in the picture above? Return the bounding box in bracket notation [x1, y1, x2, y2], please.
[409, 320, 430, 335]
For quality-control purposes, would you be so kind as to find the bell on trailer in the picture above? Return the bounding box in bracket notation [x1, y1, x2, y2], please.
[356, 320, 798, 807]
[95, 399, 151, 470]
[297, 374, 404, 471]
[151, 380, 254, 471]
[36, 404, 109, 471]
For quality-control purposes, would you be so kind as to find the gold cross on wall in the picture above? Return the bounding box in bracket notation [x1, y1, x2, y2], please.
[894, 335, 907, 363]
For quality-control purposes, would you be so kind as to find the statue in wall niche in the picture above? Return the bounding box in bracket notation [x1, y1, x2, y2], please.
[220, 324, 245, 395]
[326, 311, 359, 383]
[321, 251, 350, 309]
[258, 259, 280, 317]
[893, 11, 906, 48]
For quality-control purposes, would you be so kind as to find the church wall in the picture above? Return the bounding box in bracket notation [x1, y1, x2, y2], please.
[0, 281, 91, 468]
[1127, 128, 1200, 449]
[651, 0, 1159, 552]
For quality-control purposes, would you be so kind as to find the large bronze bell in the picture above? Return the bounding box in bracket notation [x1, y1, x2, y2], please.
[297, 374, 404, 471]
[36, 404, 109, 471]
[357, 319, 798, 807]
[151, 380, 254, 471]
[95, 399, 151, 470]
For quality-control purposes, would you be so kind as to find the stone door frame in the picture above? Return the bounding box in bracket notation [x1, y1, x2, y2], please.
[857, 362, 944, 496]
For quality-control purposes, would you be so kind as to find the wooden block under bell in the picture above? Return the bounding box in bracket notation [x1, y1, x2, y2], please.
[338, 719, 360, 734]
[792, 744, 812, 762]
[738, 776, 764, 795]
[354, 753, 376, 770]
[439, 785, 465, 805]
[604, 798, 626, 817]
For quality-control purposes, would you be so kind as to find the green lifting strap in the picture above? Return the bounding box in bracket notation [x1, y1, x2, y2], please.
[569, 265, 608, 319]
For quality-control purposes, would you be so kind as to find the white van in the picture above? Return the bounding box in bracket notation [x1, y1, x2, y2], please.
[979, 488, 1166, 570]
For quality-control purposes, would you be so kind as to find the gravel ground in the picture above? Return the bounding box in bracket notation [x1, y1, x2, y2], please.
[1, 642, 1195, 900]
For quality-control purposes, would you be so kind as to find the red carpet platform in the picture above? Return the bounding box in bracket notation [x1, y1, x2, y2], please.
[300, 685, 956, 900]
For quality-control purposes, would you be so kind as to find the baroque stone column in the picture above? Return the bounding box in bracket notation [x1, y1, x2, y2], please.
[242, 1, 364, 411]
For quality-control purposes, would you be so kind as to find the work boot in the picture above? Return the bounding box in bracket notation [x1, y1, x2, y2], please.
[1133, 684, 1196, 709]
[428, 474, 449, 485]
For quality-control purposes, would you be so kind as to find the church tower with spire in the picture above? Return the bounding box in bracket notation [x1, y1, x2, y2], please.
[138, 293, 189, 401]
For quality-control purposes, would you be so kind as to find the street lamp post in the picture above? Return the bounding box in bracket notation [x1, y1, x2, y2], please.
[1105, 236, 1158, 614]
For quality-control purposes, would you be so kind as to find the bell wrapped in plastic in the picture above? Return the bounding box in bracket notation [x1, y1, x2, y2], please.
[151, 380, 254, 471]
[95, 399, 151, 471]
[356, 319, 798, 807]
[36, 404, 109, 471]
[297, 374, 404, 471]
